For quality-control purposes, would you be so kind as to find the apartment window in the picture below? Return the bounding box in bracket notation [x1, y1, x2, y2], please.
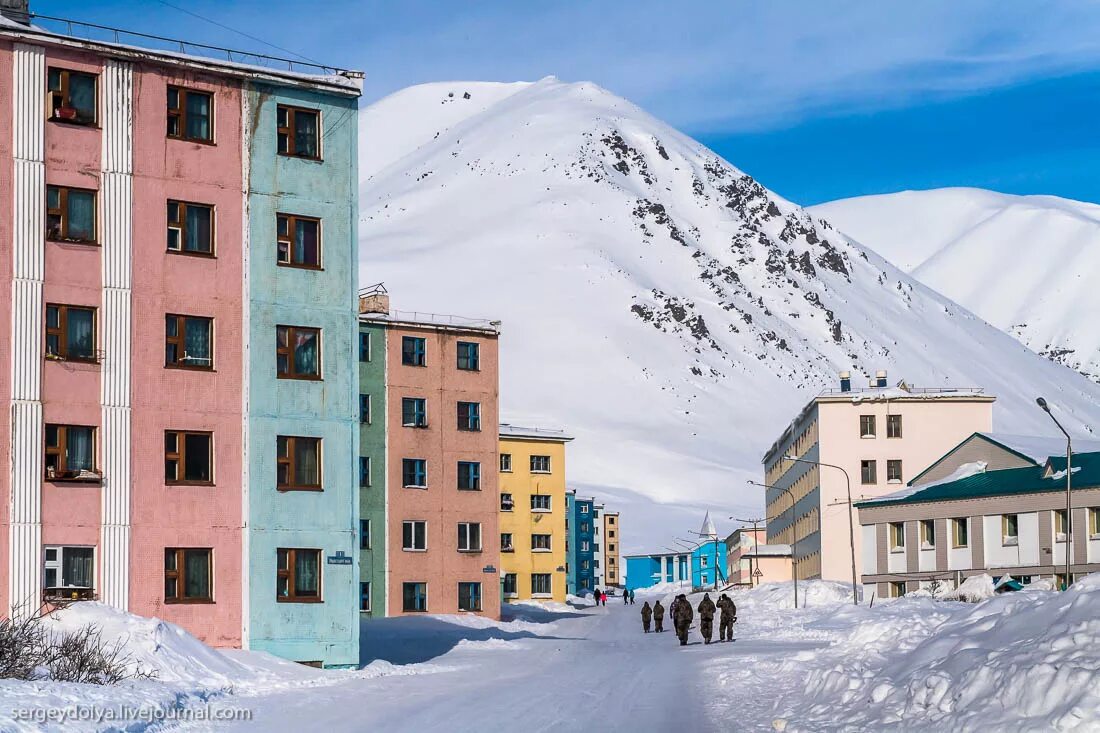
[531, 455, 551, 473]
[359, 582, 372, 612]
[609, 544, 616, 553]
[920, 519, 935, 548]
[164, 548, 212, 603]
[580, 505, 590, 514]
[531, 494, 551, 512]
[457, 402, 481, 431]
[889, 522, 905, 551]
[167, 200, 214, 255]
[887, 414, 903, 439]
[501, 533, 514, 552]
[165, 314, 213, 369]
[1090, 508, 1100, 538]
[401, 398, 427, 427]
[276, 436, 321, 491]
[360, 519, 371, 550]
[503, 573, 517, 596]
[276, 325, 321, 379]
[402, 336, 426, 366]
[609, 530, 616, 539]
[42, 545, 94, 593]
[45, 304, 96, 362]
[359, 394, 371, 424]
[166, 86, 213, 142]
[457, 342, 480, 371]
[359, 456, 371, 488]
[952, 518, 969, 548]
[402, 458, 427, 488]
[458, 582, 482, 612]
[500, 492, 514, 511]
[889, 581, 906, 598]
[276, 548, 321, 602]
[457, 461, 481, 491]
[1002, 514, 1019, 546]
[1055, 509, 1068, 541]
[277, 105, 320, 159]
[44, 424, 95, 480]
[580, 540, 590, 551]
[359, 332, 371, 362]
[164, 431, 213, 484]
[701, 556, 708, 568]
[46, 185, 96, 243]
[457, 522, 482, 552]
[859, 415, 876, 438]
[47, 67, 96, 125]
[887, 459, 903, 484]
[581, 559, 590, 570]
[609, 516, 616, 525]
[276, 213, 321, 268]
[580, 523, 589, 533]
[500, 453, 512, 472]
[531, 573, 552, 596]
[609, 556, 616, 565]
[531, 534, 551, 551]
[860, 459, 877, 485]
[402, 521, 427, 551]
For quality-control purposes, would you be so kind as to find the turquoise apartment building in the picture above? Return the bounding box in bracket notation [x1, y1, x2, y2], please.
[244, 79, 362, 667]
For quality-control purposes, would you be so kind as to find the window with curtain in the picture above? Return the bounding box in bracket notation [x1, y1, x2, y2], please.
[44, 424, 96, 480]
[45, 304, 96, 361]
[277, 436, 322, 491]
[46, 185, 97, 243]
[164, 548, 213, 603]
[531, 573, 552, 595]
[166, 86, 213, 142]
[458, 582, 482, 612]
[164, 431, 213, 484]
[276, 548, 321, 602]
[402, 582, 427, 612]
[277, 105, 321, 159]
[276, 214, 321, 268]
[165, 315, 213, 369]
[43, 546, 95, 594]
[48, 67, 97, 125]
[276, 325, 321, 379]
[167, 200, 214, 255]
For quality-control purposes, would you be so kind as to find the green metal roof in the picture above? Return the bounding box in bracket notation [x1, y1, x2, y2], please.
[857, 451, 1100, 508]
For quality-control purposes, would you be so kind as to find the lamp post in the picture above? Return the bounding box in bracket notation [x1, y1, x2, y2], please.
[1037, 397, 1073, 589]
[747, 481, 798, 608]
[785, 454, 859, 605]
[733, 516, 763, 588]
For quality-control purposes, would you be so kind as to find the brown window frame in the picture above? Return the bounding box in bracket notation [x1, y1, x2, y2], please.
[166, 85, 214, 143]
[276, 104, 322, 160]
[276, 213, 322, 269]
[886, 414, 903, 439]
[167, 200, 215, 256]
[859, 414, 876, 438]
[45, 303, 97, 363]
[164, 430, 214, 486]
[47, 67, 97, 126]
[886, 459, 903, 483]
[164, 548, 213, 604]
[276, 325, 322, 380]
[860, 459, 877, 485]
[276, 548, 322, 603]
[46, 185, 97, 244]
[44, 424, 98, 481]
[277, 435, 323, 491]
[165, 314, 214, 371]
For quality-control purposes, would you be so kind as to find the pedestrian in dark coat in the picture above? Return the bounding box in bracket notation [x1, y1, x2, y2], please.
[672, 594, 693, 646]
[623, 588, 629, 604]
[697, 593, 717, 644]
[641, 601, 652, 632]
[718, 594, 737, 642]
[653, 600, 665, 633]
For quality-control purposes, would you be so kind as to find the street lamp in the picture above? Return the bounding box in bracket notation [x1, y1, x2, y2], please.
[1037, 397, 1073, 589]
[785, 454, 859, 605]
[732, 516, 763, 588]
[747, 480, 798, 608]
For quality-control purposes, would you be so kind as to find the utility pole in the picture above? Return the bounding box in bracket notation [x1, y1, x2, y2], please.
[733, 517, 764, 587]
[1037, 397, 1073, 589]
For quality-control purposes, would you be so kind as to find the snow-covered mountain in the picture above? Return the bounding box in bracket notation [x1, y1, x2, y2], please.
[358, 79, 1100, 546]
[812, 188, 1100, 382]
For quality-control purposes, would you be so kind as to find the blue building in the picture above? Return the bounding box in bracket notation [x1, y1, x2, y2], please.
[625, 541, 726, 592]
[566, 492, 597, 596]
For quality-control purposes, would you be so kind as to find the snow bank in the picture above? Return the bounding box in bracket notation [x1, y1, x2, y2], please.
[940, 573, 994, 603]
[735, 580, 852, 610]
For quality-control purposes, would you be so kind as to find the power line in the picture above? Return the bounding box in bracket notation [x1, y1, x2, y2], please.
[155, 0, 321, 64]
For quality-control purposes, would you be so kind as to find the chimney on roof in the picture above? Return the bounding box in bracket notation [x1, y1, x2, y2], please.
[0, 1, 30, 24]
[839, 371, 851, 393]
[875, 370, 888, 388]
[358, 283, 389, 315]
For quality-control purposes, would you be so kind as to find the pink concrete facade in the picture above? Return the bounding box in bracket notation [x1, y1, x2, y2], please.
[383, 322, 502, 618]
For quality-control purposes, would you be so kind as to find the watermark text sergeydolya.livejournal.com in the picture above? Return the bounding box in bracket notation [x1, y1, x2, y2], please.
[11, 704, 253, 725]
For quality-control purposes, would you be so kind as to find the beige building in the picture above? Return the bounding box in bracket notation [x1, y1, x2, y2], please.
[725, 527, 792, 586]
[603, 511, 621, 587]
[857, 444, 1100, 598]
[762, 373, 994, 583]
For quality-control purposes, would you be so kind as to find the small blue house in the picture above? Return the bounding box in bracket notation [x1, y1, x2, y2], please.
[625, 541, 726, 592]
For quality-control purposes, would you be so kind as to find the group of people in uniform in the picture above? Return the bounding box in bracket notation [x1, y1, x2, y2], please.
[639, 592, 736, 646]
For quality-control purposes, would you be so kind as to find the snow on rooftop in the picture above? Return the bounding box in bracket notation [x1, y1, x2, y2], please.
[499, 423, 573, 441]
[983, 432, 1100, 464]
[360, 309, 500, 332]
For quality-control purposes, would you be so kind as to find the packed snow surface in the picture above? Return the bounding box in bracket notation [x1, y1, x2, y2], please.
[358, 80, 1100, 539]
[812, 188, 1100, 382]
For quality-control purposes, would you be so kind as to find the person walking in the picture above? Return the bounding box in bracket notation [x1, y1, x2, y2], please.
[697, 593, 717, 644]
[600, 590, 607, 606]
[653, 600, 665, 633]
[672, 594, 693, 646]
[641, 601, 653, 633]
[623, 588, 629, 604]
[593, 587, 600, 606]
[718, 593, 737, 642]
[629, 589, 635, 605]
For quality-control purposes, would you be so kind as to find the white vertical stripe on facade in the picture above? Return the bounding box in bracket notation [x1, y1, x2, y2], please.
[99, 59, 134, 611]
[8, 44, 45, 619]
[239, 83, 252, 648]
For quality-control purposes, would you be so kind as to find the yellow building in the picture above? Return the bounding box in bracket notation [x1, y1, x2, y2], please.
[603, 511, 621, 587]
[499, 425, 572, 602]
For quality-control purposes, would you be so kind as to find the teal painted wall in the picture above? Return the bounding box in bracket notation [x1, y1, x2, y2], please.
[245, 82, 360, 667]
[359, 321, 387, 617]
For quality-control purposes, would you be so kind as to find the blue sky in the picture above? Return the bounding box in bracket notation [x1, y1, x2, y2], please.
[33, 0, 1100, 205]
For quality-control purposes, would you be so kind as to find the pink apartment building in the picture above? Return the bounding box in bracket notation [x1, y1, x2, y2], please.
[762, 372, 994, 584]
